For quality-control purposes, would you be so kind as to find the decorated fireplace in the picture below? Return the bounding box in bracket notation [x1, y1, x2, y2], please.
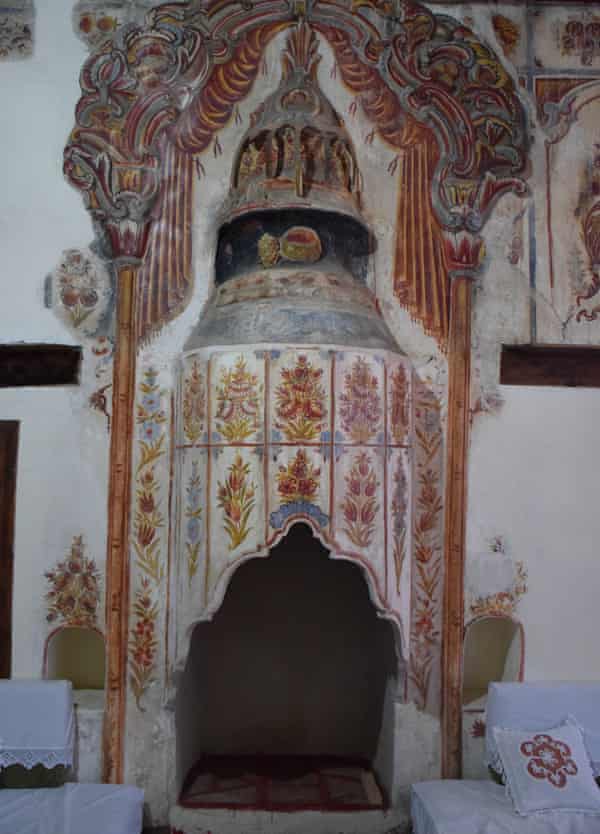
[170, 22, 416, 833]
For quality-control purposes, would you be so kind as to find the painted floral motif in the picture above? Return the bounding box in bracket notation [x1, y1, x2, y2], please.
[134, 464, 165, 584]
[136, 367, 167, 471]
[217, 454, 256, 551]
[391, 457, 408, 594]
[275, 355, 326, 441]
[277, 449, 320, 504]
[520, 735, 578, 788]
[45, 536, 101, 627]
[130, 366, 167, 709]
[469, 561, 528, 619]
[129, 578, 158, 710]
[0, 6, 33, 59]
[471, 719, 486, 739]
[339, 356, 382, 443]
[185, 461, 202, 583]
[182, 359, 205, 444]
[409, 388, 444, 712]
[53, 249, 110, 329]
[341, 452, 379, 548]
[89, 337, 114, 431]
[390, 364, 409, 444]
[215, 356, 261, 442]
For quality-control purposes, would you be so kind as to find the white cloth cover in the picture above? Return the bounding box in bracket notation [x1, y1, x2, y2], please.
[0, 680, 74, 769]
[0, 784, 144, 834]
[485, 683, 600, 776]
[411, 780, 600, 834]
[0, 788, 66, 834]
[64, 784, 144, 834]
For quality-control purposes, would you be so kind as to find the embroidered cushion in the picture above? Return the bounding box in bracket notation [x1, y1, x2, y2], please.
[493, 717, 600, 816]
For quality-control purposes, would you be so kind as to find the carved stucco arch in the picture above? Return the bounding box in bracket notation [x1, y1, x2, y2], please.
[62, 0, 530, 784]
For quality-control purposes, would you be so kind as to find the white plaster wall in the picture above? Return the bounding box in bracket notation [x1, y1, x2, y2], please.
[0, 0, 92, 342]
[468, 386, 600, 682]
[0, 385, 109, 676]
[0, 1, 107, 678]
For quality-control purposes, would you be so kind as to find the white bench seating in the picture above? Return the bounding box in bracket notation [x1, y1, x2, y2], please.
[0, 783, 144, 834]
[411, 682, 600, 834]
[0, 680, 143, 834]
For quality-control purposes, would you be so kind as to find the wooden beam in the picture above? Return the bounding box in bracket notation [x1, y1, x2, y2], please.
[501, 344, 600, 388]
[0, 345, 81, 388]
[0, 422, 19, 678]
[103, 266, 138, 783]
[441, 276, 472, 779]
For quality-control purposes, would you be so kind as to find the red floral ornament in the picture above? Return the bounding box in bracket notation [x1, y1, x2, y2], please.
[339, 356, 382, 443]
[471, 719, 486, 739]
[277, 449, 320, 504]
[275, 354, 326, 441]
[520, 734, 578, 788]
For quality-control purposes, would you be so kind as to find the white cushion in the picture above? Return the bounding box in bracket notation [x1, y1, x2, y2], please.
[486, 682, 600, 777]
[493, 717, 600, 816]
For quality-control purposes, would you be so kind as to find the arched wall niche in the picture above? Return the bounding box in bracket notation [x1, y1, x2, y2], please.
[175, 522, 401, 800]
[462, 615, 524, 708]
[43, 625, 106, 692]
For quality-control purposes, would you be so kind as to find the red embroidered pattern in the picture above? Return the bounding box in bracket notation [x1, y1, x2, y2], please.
[520, 734, 578, 788]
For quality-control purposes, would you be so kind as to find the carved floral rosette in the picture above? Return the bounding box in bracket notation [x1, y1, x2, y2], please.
[174, 346, 413, 672]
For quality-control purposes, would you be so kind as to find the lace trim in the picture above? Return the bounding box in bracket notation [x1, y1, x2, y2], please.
[0, 748, 73, 770]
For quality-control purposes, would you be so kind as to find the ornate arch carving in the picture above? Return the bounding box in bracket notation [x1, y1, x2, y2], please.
[64, 0, 529, 344]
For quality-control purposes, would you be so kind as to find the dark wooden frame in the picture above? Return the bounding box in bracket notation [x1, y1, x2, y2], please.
[0, 345, 81, 388]
[501, 345, 600, 388]
[0, 422, 19, 678]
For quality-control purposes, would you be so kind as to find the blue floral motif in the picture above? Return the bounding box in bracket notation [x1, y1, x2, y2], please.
[269, 501, 329, 530]
[186, 517, 201, 544]
[140, 420, 161, 443]
[142, 392, 161, 413]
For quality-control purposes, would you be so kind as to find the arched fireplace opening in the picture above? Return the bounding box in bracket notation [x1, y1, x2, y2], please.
[175, 522, 400, 811]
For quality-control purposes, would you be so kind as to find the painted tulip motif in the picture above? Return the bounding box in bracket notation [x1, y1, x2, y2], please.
[134, 464, 164, 585]
[341, 452, 379, 548]
[391, 457, 408, 594]
[276, 449, 321, 504]
[339, 357, 382, 443]
[129, 577, 158, 710]
[129, 366, 168, 710]
[275, 354, 326, 441]
[215, 356, 261, 442]
[182, 360, 205, 444]
[390, 364, 409, 444]
[185, 461, 203, 583]
[217, 454, 256, 550]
